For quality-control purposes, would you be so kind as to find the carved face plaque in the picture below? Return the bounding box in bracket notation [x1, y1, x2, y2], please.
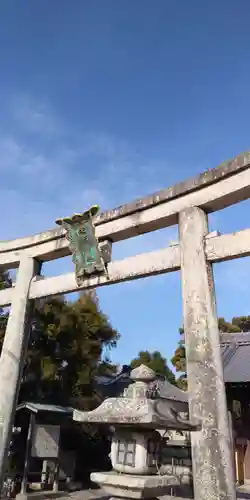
[56, 205, 106, 285]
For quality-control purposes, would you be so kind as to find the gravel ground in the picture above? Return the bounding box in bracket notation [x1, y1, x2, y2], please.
[22, 483, 250, 500]
[36, 485, 250, 500]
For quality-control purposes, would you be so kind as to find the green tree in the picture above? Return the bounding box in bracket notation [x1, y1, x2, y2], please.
[171, 317, 250, 389]
[130, 350, 176, 385]
[22, 293, 119, 408]
[0, 270, 12, 290]
[0, 276, 118, 476]
[0, 278, 119, 409]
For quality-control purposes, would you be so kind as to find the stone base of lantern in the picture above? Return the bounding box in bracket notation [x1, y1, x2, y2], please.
[91, 471, 183, 499]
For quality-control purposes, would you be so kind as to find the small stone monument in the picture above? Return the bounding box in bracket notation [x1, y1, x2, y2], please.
[73, 364, 198, 499]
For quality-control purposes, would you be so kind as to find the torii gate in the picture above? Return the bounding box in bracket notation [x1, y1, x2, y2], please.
[1, 152, 250, 499]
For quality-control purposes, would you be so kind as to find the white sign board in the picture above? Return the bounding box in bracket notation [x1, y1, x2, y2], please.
[31, 425, 60, 458]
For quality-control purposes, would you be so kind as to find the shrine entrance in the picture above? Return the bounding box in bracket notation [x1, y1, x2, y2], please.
[1, 152, 250, 500]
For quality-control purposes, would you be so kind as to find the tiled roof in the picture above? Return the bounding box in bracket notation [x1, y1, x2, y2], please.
[153, 378, 188, 403]
[16, 402, 74, 414]
[96, 334, 250, 401]
[95, 368, 188, 403]
[220, 332, 250, 383]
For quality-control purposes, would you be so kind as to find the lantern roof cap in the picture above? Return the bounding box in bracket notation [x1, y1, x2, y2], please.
[73, 364, 199, 432]
[130, 364, 156, 382]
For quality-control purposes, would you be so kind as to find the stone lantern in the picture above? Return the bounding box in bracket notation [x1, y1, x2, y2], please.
[73, 364, 198, 499]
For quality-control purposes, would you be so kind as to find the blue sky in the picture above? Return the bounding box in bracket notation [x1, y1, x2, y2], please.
[1, 0, 250, 369]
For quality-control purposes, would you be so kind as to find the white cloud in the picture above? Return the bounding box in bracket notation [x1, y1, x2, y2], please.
[1, 92, 250, 311]
[9, 93, 63, 137]
[0, 94, 171, 256]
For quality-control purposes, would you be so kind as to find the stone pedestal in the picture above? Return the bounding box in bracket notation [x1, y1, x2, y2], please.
[91, 470, 181, 499]
[74, 364, 198, 500]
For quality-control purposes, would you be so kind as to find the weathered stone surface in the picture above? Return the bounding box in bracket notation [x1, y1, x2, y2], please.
[73, 364, 196, 431]
[2, 225, 250, 306]
[0, 256, 39, 488]
[0, 246, 180, 306]
[111, 429, 161, 475]
[91, 471, 185, 499]
[179, 206, 236, 500]
[15, 485, 250, 500]
[0, 151, 249, 252]
[96, 151, 250, 224]
[130, 364, 156, 382]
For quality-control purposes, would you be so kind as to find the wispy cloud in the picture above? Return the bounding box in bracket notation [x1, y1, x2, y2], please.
[1, 92, 250, 309]
[9, 93, 64, 138]
[1, 92, 249, 369]
[0, 93, 170, 253]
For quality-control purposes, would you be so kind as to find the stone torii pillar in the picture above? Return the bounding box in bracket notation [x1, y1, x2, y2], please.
[179, 207, 236, 500]
[0, 256, 40, 490]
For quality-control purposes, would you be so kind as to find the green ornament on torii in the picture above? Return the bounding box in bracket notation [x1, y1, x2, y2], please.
[55, 205, 106, 285]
